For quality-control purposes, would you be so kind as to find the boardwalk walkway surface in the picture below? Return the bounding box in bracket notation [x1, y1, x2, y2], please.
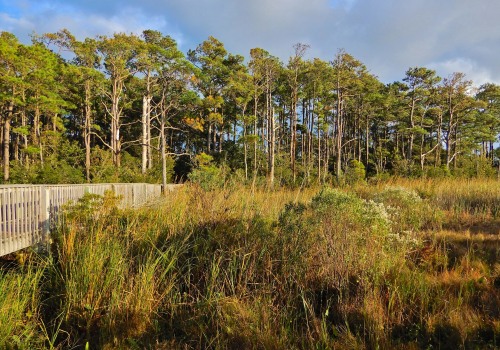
[0, 183, 173, 256]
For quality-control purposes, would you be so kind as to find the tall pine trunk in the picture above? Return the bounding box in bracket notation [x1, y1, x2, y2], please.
[84, 80, 92, 182]
[2, 101, 13, 182]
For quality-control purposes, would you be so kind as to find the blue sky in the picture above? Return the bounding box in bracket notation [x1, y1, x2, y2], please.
[1, 0, 500, 86]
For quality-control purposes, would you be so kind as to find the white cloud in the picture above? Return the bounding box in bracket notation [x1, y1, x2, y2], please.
[1, 3, 184, 45]
[428, 58, 500, 87]
[1, 0, 500, 86]
[0, 12, 33, 34]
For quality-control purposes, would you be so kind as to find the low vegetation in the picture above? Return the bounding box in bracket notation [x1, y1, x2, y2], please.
[1, 178, 499, 349]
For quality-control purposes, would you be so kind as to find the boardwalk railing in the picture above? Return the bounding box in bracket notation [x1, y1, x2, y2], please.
[0, 183, 171, 257]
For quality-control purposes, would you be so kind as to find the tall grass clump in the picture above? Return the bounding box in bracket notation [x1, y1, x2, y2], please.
[0, 261, 45, 349]
[42, 191, 183, 348]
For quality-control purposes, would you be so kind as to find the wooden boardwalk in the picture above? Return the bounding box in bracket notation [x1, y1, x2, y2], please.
[0, 183, 168, 256]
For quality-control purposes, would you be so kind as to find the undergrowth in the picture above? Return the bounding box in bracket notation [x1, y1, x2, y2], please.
[1, 178, 499, 349]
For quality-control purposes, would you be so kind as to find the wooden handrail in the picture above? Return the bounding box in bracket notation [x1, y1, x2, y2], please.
[0, 183, 171, 256]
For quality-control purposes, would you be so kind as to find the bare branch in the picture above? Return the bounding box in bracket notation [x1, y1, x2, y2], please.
[90, 131, 112, 150]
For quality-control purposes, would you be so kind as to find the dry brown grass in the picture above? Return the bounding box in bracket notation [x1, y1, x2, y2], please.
[2, 179, 499, 349]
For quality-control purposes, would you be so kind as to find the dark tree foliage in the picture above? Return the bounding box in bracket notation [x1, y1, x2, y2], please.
[1, 30, 499, 184]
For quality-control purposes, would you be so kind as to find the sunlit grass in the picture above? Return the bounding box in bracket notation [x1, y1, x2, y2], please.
[0, 260, 45, 349]
[0, 179, 498, 349]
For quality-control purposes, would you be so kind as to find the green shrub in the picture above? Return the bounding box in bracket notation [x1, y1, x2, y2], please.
[425, 165, 451, 179]
[5, 160, 85, 184]
[452, 156, 497, 178]
[144, 156, 175, 184]
[89, 146, 119, 182]
[345, 159, 366, 185]
[36, 162, 85, 184]
[7, 161, 39, 184]
[368, 171, 391, 184]
[188, 153, 227, 190]
[277, 188, 400, 294]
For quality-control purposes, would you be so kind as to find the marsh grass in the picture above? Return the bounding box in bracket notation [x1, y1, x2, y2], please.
[1, 179, 499, 349]
[0, 259, 45, 349]
[376, 178, 500, 220]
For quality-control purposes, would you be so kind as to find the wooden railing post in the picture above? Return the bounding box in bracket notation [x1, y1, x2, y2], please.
[39, 186, 51, 242]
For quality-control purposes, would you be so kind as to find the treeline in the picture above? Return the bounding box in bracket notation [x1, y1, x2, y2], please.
[1, 29, 499, 186]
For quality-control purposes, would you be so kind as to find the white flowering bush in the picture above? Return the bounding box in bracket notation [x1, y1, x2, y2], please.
[277, 188, 408, 292]
[373, 186, 437, 233]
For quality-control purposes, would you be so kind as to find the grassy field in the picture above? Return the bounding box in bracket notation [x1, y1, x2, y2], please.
[1, 178, 499, 349]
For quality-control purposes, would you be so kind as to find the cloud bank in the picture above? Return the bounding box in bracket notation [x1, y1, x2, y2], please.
[1, 0, 499, 85]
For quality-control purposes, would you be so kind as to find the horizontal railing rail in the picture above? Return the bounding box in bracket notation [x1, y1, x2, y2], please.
[0, 183, 175, 256]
